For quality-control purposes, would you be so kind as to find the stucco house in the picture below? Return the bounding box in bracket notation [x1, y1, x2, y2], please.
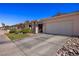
[30, 12, 79, 36]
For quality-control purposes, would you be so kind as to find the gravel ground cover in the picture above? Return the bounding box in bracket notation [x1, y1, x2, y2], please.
[57, 37, 79, 56]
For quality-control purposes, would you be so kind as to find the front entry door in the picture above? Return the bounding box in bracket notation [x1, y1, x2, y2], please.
[38, 24, 43, 33]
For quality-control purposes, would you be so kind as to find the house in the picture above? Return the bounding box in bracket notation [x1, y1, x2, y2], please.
[31, 12, 79, 36]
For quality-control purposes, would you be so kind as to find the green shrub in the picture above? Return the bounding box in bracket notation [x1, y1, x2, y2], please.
[9, 29, 16, 33]
[6, 33, 28, 41]
[21, 28, 32, 33]
[15, 30, 21, 34]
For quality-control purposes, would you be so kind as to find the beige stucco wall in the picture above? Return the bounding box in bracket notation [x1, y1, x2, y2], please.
[43, 14, 79, 36]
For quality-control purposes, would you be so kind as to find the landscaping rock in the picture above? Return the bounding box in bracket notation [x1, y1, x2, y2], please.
[57, 37, 79, 56]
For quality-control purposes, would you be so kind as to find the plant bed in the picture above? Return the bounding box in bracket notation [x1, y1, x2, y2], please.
[6, 33, 29, 41]
[6, 28, 33, 41]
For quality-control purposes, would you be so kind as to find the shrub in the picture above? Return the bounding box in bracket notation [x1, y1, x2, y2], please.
[6, 33, 28, 41]
[21, 28, 32, 33]
[9, 29, 16, 33]
[15, 30, 21, 34]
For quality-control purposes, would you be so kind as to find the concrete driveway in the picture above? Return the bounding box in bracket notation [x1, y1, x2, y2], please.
[15, 33, 71, 56]
[0, 30, 71, 56]
[0, 30, 24, 56]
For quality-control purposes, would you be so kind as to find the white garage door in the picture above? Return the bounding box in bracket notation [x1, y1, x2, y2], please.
[44, 20, 73, 36]
[73, 20, 79, 36]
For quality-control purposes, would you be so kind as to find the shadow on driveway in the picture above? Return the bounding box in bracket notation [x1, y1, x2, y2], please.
[0, 41, 11, 44]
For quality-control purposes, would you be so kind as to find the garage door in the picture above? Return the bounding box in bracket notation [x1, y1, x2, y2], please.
[73, 20, 79, 36]
[44, 20, 73, 36]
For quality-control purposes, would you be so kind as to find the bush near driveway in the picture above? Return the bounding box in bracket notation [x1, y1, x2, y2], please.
[9, 28, 32, 34]
[15, 30, 22, 34]
[9, 28, 16, 33]
[21, 28, 32, 34]
[6, 33, 29, 41]
[7, 28, 32, 41]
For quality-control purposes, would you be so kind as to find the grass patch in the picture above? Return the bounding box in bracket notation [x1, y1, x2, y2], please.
[6, 33, 29, 41]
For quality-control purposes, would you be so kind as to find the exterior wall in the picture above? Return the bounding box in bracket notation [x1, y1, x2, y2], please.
[43, 14, 79, 36]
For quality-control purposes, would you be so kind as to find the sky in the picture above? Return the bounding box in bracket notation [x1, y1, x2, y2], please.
[0, 3, 79, 26]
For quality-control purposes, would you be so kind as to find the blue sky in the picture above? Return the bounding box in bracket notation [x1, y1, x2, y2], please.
[0, 3, 79, 26]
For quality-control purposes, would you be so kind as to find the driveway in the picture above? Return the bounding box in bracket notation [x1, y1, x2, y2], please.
[0, 30, 71, 56]
[14, 33, 71, 56]
[0, 30, 24, 56]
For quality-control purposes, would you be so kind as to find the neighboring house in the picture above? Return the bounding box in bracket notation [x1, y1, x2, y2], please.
[31, 12, 79, 36]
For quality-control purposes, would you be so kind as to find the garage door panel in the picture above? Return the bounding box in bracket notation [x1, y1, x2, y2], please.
[45, 21, 73, 35]
[73, 20, 79, 36]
